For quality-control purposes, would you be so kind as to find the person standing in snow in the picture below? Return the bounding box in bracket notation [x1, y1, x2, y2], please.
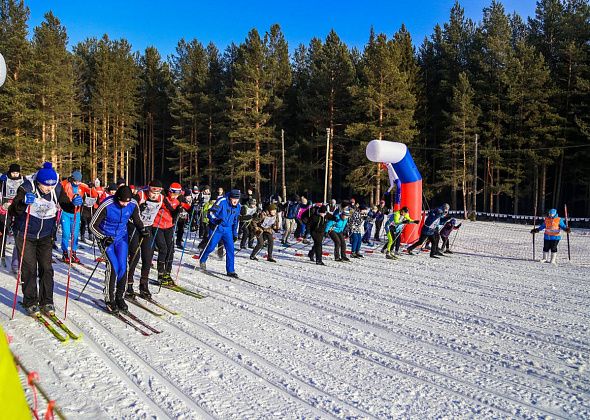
[126, 180, 164, 299]
[250, 203, 280, 262]
[349, 206, 366, 258]
[281, 195, 299, 245]
[383, 206, 419, 259]
[439, 218, 461, 254]
[58, 171, 89, 264]
[9, 162, 61, 316]
[307, 205, 336, 265]
[530, 208, 569, 265]
[406, 203, 450, 258]
[325, 209, 351, 262]
[0, 163, 25, 271]
[239, 198, 258, 250]
[199, 189, 241, 277]
[90, 185, 147, 313]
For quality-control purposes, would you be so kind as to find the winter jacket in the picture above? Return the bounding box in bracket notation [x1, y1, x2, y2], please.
[59, 179, 90, 214]
[537, 216, 567, 241]
[136, 190, 164, 227]
[325, 216, 348, 234]
[421, 207, 448, 236]
[9, 180, 62, 240]
[153, 194, 190, 230]
[239, 205, 258, 222]
[308, 212, 337, 235]
[439, 221, 461, 239]
[285, 201, 299, 219]
[251, 210, 280, 235]
[349, 210, 365, 234]
[207, 194, 241, 236]
[90, 196, 144, 242]
[385, 210, 415, 235]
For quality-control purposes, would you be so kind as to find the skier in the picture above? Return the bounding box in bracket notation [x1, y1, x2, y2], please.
[152, 182, 190, 285]
[0, 163, 25, 271]
[439, 218, 462, 253]
[126, 180, 164, 298]
[327, 199, 338, 214]
[362, 206, 376, 245]
[89, 185, 147, 313]
[325, 209, 351, 262]
[250, 203, 279, 262]
[383, 206, 419, 259]
[374, 199, 388, 242]
[80, 179, 103, 244]
[294, 197, 310, 240]
[8, 162, 61, 316]
[307, 205, 336, 265]
[199, 189, 241, 277]
[175, 190, 191, 250]
[531, 208, 569, 265]
[239, 198, 258, 250]
[281, 195, 299, 244]
[349, 206, 366, 258]
[58, 171, 89, 263]
[406, 203, 450, 258]
[198, 186, 212, 240]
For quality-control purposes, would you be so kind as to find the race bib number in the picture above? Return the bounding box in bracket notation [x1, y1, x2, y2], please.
[140, 200, 161, 226]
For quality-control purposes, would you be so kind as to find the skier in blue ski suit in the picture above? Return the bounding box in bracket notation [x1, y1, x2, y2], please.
[199, 189, 241, 277]
[90, 186, 147, 313]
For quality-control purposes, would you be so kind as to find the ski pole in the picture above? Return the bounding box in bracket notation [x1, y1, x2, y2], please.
[64, 206, 79, 319]
[564, 204, 571, 261]
[174, 205, 197, 282]
[450, 229, 460, 250]
[192, 224, 219, 274]
[11, 206, 31, 320]
[0, 195, 9, 262]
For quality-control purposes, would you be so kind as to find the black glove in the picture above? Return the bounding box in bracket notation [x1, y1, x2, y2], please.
[456, 223, 462, 228]
[101, 236, 114, 247]
[140, 227, 150, 238]
[413, 220, 420, 224]
[530, 228, 539, 234]
[401, 220, 409, 224]
[565, 227, 571, 233]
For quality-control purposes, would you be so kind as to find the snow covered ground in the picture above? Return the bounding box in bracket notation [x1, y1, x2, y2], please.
[1, 220, 589, 419]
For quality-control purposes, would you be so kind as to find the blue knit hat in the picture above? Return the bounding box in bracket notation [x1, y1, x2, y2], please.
[229, 189, 241, 199]
[71, 170, 82, 182]
[36, 162, 58, 186]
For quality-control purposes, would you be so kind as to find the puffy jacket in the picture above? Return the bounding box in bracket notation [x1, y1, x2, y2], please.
[422, 207, 448, 236]
[325, 216, 348, 234]
[207, 194, 241, 236]
[349, 211, 364, 234]
[9, 180, 62, 240]
[89, 196, 144, 241]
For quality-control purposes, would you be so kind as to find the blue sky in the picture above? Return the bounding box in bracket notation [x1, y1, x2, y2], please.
[26, 1, 537, 58]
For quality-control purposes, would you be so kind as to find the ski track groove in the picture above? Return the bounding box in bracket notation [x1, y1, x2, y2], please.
[190, 276, 578, 419]
[161, 310, 371, 419]
[68, 299, 215, 419]
[243, 250, 590, 356]
[226, 261, 590, 395]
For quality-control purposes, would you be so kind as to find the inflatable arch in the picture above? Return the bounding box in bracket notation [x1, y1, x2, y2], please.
[366, 140, 422, 243]
[0, 53, 6, 88]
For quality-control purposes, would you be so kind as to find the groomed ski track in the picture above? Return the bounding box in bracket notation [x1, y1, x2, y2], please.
[1, 221, 589, 419]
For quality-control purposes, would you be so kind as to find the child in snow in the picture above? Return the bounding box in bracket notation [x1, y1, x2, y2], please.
[439, 218, 462, 253]
[531, 208, 569, 265]
[250, 203, 280, 262]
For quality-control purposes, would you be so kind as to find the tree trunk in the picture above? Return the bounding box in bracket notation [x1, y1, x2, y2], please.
[540, 163, 547, 215]
[208, 115, 213, 187]
[461, 121, 468, 218]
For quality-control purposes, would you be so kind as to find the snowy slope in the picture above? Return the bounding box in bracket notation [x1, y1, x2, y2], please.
[1, 221, 589, 419]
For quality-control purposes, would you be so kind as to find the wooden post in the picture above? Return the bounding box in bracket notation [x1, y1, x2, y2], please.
[281, 129, 286, 203]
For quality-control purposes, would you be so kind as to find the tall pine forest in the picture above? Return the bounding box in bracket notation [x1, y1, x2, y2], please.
[1, 0, 589, 216]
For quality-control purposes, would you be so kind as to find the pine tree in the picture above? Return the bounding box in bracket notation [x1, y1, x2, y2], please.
[228, 29, 274, 200]
[0, 0, 34, 168]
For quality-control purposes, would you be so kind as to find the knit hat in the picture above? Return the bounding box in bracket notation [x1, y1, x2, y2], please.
[107, 183, 117, 193]
[8, 163, 20, 174]
[94, 178, 101, 187]
[169, 182, 182, 193]
[342, 209, 351, 217]
[71, 170, 82, 182]
[318, 205, 327, 214]
[115, 185, 133, 202]
[36, 162, 58, 186]
[229, 189, 241, 199]
[116, 178, 126, 186]
[248, 198, 257, 206]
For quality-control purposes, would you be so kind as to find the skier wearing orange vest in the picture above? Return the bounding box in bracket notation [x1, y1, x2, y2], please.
[530, 208, 569, 265]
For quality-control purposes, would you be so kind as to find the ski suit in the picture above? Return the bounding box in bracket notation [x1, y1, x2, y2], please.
[200, 194, 240, 274]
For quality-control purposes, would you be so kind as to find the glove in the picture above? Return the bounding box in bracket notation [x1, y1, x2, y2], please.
[140, 227, 150, 238]
[72, 195, 83, 206]
[401, 220, 409, 224]
[530, 228, 539, 234]
[233, 236, 238, 242]
[101, 236, 114, 248]
[413, 220, 420, 224]
[25, 192, 36, 205]
[565, 227, 571, 233]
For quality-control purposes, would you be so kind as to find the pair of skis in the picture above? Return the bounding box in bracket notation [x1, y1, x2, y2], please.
[20, 304, 81, 342]
[93, 299, 162, 336]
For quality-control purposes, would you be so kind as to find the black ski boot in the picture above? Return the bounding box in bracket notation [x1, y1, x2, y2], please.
[24, 304, 40, 317]
[41, 303, 55, 316]
[115, 297, 128, 312]
[139, 284, 152, 300]
[125, 283, 135, 299]
[226, 272, 239, 278]
[105, 300, 119, 314]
